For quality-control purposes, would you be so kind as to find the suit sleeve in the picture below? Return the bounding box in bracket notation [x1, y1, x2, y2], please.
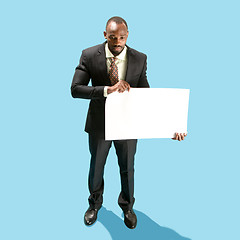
[71, 51, 105, 99]
[138, 56, 150, 88]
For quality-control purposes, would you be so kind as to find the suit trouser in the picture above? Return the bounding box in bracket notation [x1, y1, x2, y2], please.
[88, 133, 137, 212]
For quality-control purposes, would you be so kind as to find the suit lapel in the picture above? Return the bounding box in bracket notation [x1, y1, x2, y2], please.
[125, 46, 135, 84]
[97, 42, 111, 85]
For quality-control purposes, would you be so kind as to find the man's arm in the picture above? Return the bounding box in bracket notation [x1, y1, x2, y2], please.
[71, 52, 105, 99]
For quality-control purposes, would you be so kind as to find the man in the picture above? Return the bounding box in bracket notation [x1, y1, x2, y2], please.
[71, 16, 187, 229]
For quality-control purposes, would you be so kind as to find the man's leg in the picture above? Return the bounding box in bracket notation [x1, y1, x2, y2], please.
[113, 139, 137, 211]
[113, 139, 138, 229]
[88, 134, 112, 210]
[84, 134, 112, 226]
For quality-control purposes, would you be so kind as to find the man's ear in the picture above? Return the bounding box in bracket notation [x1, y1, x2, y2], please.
[103, 31, 107, 39]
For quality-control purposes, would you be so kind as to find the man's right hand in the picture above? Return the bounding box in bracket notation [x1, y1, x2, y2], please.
[107, 80, 130, 94]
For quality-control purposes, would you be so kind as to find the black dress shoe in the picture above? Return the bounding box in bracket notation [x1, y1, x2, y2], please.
[84, 207, 99, 226]
[123, 209, 137, 229]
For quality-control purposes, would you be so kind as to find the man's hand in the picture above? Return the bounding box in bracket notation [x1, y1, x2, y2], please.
[172, 133, 187, 141]
[107, 80, 130, 94]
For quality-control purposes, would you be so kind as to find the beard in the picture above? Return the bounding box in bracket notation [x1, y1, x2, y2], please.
[110, 45, 123, 56]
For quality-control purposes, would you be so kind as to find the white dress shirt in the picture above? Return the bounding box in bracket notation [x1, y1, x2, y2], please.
[104, 43, 128, 97]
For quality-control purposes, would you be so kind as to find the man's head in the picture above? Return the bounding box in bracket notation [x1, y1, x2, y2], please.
[104, 16, 129, 56]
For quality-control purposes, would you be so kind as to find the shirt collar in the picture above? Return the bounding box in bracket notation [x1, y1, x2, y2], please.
[105, 43, 127, 61]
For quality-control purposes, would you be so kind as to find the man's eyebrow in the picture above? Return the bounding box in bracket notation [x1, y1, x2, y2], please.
[109, 34, 126, 36]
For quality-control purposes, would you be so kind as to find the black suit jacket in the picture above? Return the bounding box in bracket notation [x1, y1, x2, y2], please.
[71, 42, 150, 137]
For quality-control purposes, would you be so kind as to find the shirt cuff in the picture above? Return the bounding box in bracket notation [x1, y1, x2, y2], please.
[104, 86, 108, 97]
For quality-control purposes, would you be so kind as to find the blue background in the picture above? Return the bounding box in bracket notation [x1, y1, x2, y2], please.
[1, 1, 239, 239]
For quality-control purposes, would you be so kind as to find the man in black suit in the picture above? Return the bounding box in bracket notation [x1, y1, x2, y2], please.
[71, 16, 186, 229]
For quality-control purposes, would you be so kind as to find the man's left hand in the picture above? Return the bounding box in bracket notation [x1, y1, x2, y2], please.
[172, 133, 187, 141]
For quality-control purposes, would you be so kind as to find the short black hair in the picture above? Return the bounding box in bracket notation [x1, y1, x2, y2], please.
[106, 16, 128, 30]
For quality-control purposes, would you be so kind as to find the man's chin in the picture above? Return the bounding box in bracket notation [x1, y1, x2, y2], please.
[111, 48, 123, 56]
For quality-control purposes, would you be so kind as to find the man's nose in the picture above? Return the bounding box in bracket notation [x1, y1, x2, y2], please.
[115, 38, 121, 45]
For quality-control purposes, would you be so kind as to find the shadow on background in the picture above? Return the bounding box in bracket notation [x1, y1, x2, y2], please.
[96, 206, 191, 240]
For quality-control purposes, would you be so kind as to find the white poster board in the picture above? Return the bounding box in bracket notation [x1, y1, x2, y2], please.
[105, 88, 190, 140]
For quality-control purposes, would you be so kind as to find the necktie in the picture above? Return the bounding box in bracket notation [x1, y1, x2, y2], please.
[109, 57, 119, 85]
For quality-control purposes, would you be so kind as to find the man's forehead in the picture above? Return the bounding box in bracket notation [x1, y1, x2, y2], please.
[106, 22, 128, 33]
[107, 21, 118, 30]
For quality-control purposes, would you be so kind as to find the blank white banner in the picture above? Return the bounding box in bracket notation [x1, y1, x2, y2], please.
[105, 88, 190, 140]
